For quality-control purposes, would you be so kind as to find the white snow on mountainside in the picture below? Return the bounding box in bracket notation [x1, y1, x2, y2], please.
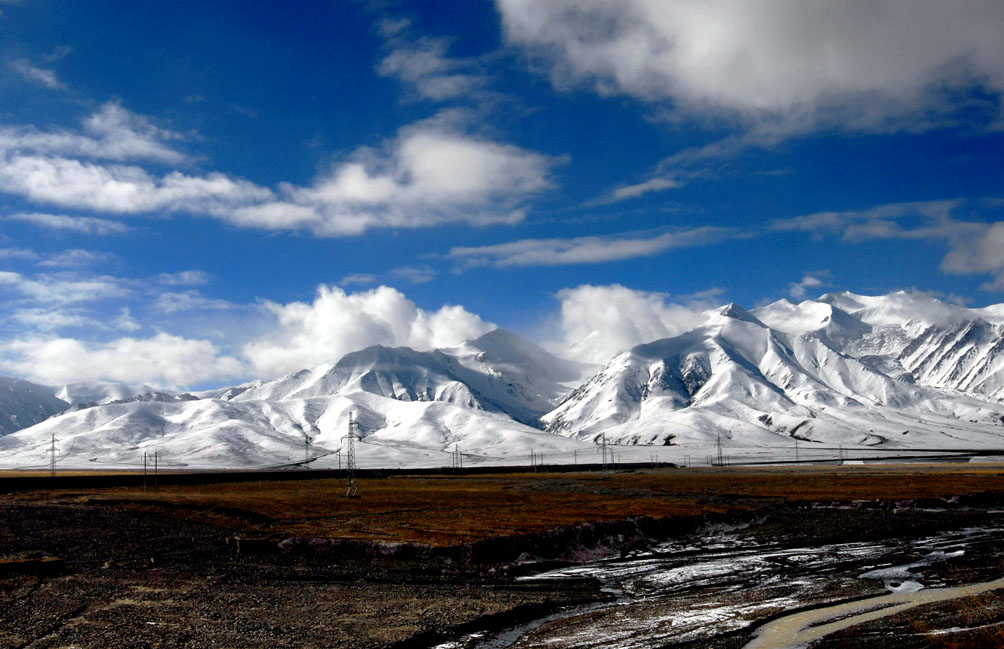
[2, 292, 1004, 469]
[223, 329, 587, 426]
[0, 330, 591, 469]
[0, 391, 585, 469]
[0, 376, 67, 436]
[754, 291, 1004, 401]
[546, 294, 1004, 449]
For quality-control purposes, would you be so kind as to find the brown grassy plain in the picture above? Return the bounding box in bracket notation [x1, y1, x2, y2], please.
[6, 463, 1004, 545]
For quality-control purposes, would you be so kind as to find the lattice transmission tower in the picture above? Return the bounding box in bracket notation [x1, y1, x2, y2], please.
[342, 412, 360, 498]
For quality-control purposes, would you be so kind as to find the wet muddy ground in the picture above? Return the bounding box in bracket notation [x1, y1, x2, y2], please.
[495, 513, 1004, 649]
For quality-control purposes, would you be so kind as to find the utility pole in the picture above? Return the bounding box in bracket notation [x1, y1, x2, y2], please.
[601, 433, 609, 472]
[342, 412, 359, 498]
[143, 452, 148, 491]
[715, 432, 724, 467]
[154, 451, 158, 488]
[48, 433, 58, 478]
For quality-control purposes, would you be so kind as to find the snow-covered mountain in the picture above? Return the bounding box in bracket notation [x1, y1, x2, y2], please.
[0, 376, 68, 436]
[545, 294, 1004, 449]
[754, 291, 1004, 401]
[2, 293, 1004, 469]
[0, 330, 592, 469]
[222, 329, 586, 426]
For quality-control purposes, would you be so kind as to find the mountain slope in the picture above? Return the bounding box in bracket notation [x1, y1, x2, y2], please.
[545, 302, 1004, 448]
[4, 294, 1004, 468]
[0, 387, 589, 469]
[754, 291, 1004, 401]
[0, 329, 592, 469]
[0, 376, 68, 435]
[225, 329, 586, 426]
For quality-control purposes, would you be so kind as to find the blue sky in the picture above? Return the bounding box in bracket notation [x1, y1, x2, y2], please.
[1, 0, 1003, 388]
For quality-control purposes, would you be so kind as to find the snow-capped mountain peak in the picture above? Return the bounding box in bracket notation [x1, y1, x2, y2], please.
[2, 293, 1004, 469]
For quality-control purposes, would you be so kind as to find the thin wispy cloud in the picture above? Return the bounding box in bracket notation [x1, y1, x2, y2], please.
[390, 265, 436, 284]
[36, 248, 117, 268]
[448, 227, 744, 268]
[339, 273, 378, 287]
[8, 57, 65, 90]
[0, 247, 38, 262]
[157, 270, 210, 286]
[773, 199, 1004, 292]
[7, 212, 130, 235]
[0, 101, 190, 164]
[377, 19, 486, 102]
[0, 270, 130, 305]
[154, 290, 234, 314]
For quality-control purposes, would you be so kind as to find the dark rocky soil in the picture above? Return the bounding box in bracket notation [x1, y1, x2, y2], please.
[2, 489, 1003, 648]
[0, 502, 599, 649]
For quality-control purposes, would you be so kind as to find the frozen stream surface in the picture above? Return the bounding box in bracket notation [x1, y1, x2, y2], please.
[434, 523, 1003, 649]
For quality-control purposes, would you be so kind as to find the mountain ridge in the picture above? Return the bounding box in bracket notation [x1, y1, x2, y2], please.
[2, 292, 1004, 469]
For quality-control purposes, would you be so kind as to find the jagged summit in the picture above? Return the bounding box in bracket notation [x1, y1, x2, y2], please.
[716, 302, 765, 327]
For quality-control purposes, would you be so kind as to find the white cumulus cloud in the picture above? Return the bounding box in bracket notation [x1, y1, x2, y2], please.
[788, 275, 827, 300]
[0, 333, 244, 388]
[555, 284, 716, 364]
[242, 285, 495, 377]
[229, 114, 557, 236]
[0, 103, 555, 236]
[497, 0, 1004, 128]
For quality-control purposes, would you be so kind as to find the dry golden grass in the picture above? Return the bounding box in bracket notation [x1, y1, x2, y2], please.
[6, 463, 1004, 546]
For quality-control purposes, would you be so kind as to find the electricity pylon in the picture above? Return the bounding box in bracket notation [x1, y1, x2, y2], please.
[342, 412, 359, 498]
